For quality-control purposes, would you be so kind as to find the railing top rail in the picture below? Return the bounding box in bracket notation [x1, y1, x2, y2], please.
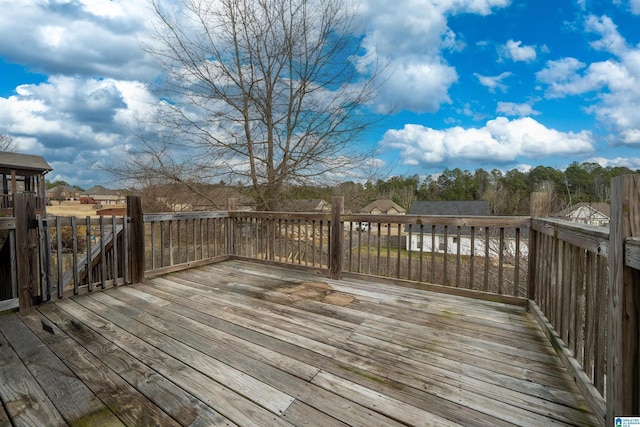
[144, 211, 229, 222]
[531, 217, 609, 257]
[229, 211, 531, 227]
[0, 217, 16, 231]
[624, 237, 640, 270]
[343, 214, 530, 227]
[229, 211, 331, 220]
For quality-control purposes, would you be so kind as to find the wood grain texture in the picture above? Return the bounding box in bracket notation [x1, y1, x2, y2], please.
[0, 323, 66, 426]
[0, 259, 600, 426]
[607, 175, 640, 424]
[0, 313, 124, 427]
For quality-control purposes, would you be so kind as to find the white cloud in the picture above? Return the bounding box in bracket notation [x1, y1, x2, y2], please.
[586, 156, 640, 169]
[500, 40, 537, 62]
[496, 102, 540, 117]
[379, 117, 594, 167]
[586, 15, 627, 56]
[475, 72, 512, 93]
[358, 0, 509, 113]
[0, 75, 158, 186]
[632, 0, 640, 14]
[536, 14, 640, 145]
[0, 0, 157, 80]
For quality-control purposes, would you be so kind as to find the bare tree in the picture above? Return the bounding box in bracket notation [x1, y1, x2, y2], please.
[0, 134, 15, 152]
[125, 0, 381, 210]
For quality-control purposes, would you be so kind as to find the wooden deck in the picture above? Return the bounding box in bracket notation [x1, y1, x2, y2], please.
[0, 260, 598, 426]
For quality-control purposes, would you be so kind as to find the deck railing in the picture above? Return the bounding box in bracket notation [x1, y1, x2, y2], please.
[143, 211, 228, 276]
[0, 210, 130, 310]
[224, 210, 530, 301]
[0, 216, 17, 311]
[3, 178, 640, 425]
[142, 209, 530, 301]
[528, 217, 609, 424]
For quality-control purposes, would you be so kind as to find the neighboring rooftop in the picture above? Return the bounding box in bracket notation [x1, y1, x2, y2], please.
[406, 200, 492, 234]
[359, 199, 406, 214]
[556, 202, 611, 218]
[281, 198, 331, 212]
[0, 151, 52, 172]
[81, 185, 125, 196]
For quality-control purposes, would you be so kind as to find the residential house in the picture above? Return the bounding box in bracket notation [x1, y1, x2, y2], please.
[359, 199, 406, 215]
[81, 185, 125, 205]
[145, 184, 255, 212]
[281, 199, 331, 213]
[405, 200, 526, 257]
[46, 185, 81, 202]
[555, 202, 610, 228]
[0, 151, 52, 215]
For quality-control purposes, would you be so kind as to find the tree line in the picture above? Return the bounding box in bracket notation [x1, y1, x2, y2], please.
[286, 161, 638, 216]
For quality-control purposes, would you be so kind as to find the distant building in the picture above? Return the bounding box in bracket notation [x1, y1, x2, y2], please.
[146, 184, 255, 212]
[555, 202, 610, 228]
[81, 185, 125, 205]
[46, 185, 81, 201]
[0, 151, 52, 215]
[281, 199, 331, 213]
[359, 199, 406, 215]
[406, 201, 493, 255]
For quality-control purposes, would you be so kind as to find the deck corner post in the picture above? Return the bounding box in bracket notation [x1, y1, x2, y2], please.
[330, 196, 344, 280]
[607, 174, 640, 424]
[127, 195, 145, 284]
[14, 193, 39, 311]
[528, 192, 551, 301]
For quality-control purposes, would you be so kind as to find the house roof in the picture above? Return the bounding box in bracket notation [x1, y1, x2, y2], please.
[0, 151, 52, 173]
[408, 200, 491, 216]
[555, 202, 611, 218]
[359, 199, 406, 214]
[406, 200, 491, 234]
[176, 187, 255, 210]
[47, 185, 80, 194]
[82, 185, 121, 196]
[281, 199, 330, 212]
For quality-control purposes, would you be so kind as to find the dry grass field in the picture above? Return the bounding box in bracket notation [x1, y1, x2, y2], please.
[46, 201, 126, 217]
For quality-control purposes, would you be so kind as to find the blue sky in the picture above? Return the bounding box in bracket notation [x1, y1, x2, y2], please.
[1, 0, 640, 188]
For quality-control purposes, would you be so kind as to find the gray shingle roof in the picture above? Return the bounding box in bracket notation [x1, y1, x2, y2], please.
[408, 200, 491, 216]
[406, 200, 491, 235]
[0, 151, 52, 172]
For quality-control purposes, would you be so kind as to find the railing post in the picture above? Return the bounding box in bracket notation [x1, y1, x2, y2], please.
[607, 175, 640, 423]
[14, 193, 39, 311]
[330, 196, 344, 280]
[226, 198, 236, 256]
[127, 196, 145, 284]
[528, 192, 551, 300]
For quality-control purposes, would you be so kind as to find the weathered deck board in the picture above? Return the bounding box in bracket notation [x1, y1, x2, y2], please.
[0, 320, 67, 427]
[0, 314, 124, 427]
[26, 306, 233, 427]
[0, 260, 598, 426]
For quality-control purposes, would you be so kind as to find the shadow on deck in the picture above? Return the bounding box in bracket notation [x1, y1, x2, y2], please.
[0, 260, 598, 426]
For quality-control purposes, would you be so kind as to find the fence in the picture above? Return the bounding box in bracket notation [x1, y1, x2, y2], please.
[0, 194, 133, 311]
[3, 179, 640, 425]
[528, 217, 609, 424]
[143, 211, 229, 276]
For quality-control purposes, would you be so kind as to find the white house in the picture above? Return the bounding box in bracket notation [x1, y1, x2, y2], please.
[555, 202, 610, 228]
[406, 201, 528, 258]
